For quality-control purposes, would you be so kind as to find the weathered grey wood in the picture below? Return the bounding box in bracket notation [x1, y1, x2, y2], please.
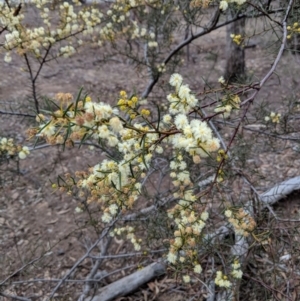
[260, 175, 300, 206]
[84, 262, 166, 301]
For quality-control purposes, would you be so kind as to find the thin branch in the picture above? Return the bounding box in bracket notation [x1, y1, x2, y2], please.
[243, 125, 300, 141]
[246, 1, 282, 26]
[241, 0, 292, 107]
[122, 197, 173, 221]
[88, 248, 166, 260]
[141, 7, 284, 99]
[47, 223, 115, 300]
[12, 278, 109, 284]
[0, 255, 46, 286]
[22, 45, 52, 114]
[141, 8, 220, 98]
[0, 110, 36, 118]
[244, 273, 291, 301]
[27, 141, 116, 157]
[33, 45, 52, 83]
[0, 25, 8, 35]
[0, 292, 31, 301]
[78, 237, 112, 301]
[12, 263, 141, 286]
[23, 53, 39, 113]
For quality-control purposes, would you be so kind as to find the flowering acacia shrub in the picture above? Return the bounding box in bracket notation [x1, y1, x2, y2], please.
[1, 0, 300, 300]
[27, 71, 255, 292]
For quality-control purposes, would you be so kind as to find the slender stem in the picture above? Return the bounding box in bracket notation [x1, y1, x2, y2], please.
[0, 292, 31, 301]
[47, 223, 115, 300]
[23, 53, 39, 113]
[23, 45, 52, 114]
[0, 110, 35, 118]
[0, 256, 45, 286]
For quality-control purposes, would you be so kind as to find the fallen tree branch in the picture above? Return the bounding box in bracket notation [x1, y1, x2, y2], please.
[84, 261, 166, 301]
[260, 176, 300, 206]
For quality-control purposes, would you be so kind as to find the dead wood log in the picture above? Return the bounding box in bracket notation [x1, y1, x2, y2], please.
[260, 175, 300, 206]
[84, 262, 166, 301]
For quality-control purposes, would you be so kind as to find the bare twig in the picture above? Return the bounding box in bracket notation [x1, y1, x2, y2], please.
[0, 255, 47, 287]
[141, 7, 284, 99]
[88, 248, 166, 260]
[241, 0, 292, 107]
[78, 237, 112, 301]
[141, 8, 220, 98]
[0, 292, 31, 301]
[23, 45, 52, 113]
[0, 110, 36, 118]
[47, 223, 115, 300]
[243, 125, 300, 141]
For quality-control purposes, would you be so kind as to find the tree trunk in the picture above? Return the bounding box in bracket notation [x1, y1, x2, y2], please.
[224, 15, 246, 83]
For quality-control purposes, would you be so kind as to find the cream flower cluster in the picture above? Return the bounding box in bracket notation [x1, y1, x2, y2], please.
[35, 94, 146, 217]
[167, 206, 208, 266]
[171, 114, 220, 158]
[265, 111, 281, 123]
[219, 0, 246, 11]
[1, 1, 103, 62]
[1, 0, 184, 64]
[0, 2, 24, 32]
[0, 137, 17, 157]
[111, 226, 142, 251]
[33, 92, 157, 219]
[60, 45, 76, 58]
[157, 63, 166, 73]
[231, 260, 243, 279]
[287, 22, 300, 40]
[214, 94, 241, 119]
[76, 117, 156, 216]
[18, 146, 30, 160]
[163, 75, 221, 266]
[5, 26, 56, 57]
[167, 153, 208, 271]
[0, 137, 30, 160]
[215, 259, 243, 289]
[99, 0, 161, 43]
[225, 208, 256, 237]
[230, 33, 243, 46]
[166, 74, 220, 167]
[215, 271, 231, 288]
[36, 95, 121, 149]
[168, 73, 198, 115]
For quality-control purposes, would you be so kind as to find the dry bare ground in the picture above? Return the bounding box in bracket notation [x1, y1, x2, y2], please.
[1, 3, 300, 301]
